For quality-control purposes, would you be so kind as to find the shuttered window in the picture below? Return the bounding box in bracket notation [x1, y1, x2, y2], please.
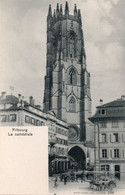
[114, 149, 119, 158]
[102, 149, 107, 158]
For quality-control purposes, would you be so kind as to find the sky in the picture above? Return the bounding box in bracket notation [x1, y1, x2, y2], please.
[0, 0, 125, 114]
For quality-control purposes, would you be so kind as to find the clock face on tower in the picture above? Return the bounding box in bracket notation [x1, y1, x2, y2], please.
[68, 126, 79, 141]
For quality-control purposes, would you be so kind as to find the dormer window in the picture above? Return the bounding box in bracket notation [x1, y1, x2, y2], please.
[98, 109, 106, 115]
[102, 109, 105, 114]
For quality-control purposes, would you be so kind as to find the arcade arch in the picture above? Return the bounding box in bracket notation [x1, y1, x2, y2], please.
[68, 145, 86, 170]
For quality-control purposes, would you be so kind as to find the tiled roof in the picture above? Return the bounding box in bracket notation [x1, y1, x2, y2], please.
[97, 99, 125, 108]
[89, 98, 125, 122]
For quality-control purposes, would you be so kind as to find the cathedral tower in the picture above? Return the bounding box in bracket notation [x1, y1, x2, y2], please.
[43, 2, 92, 143]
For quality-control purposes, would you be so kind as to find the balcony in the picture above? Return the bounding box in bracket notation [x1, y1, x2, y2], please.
[49, 138, 57, 146]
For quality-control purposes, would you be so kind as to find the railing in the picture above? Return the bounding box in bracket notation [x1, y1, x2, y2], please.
[49, 138, 57, 145]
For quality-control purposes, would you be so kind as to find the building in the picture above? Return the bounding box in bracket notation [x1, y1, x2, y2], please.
[0, 92, 69, 175]
[43, 2, 94, 168]
[89, 96, 125, 180]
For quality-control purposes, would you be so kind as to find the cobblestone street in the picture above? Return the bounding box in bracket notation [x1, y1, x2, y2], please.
[49, 176, 125, 195]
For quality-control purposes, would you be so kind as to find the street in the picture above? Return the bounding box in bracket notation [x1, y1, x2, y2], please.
[49, 176, 125, 195]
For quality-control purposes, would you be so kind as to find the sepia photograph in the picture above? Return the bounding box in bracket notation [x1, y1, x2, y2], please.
[0, 0, 125, 194]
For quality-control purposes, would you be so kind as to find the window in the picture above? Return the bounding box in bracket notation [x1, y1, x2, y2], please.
[58, 128, 61, 134]
[56, 137, 59, 143]
[70, 54, 72, 58]
[59, 138, 61, 144]
[112, 121, 118, 128]
[25, 116, 30, 123]
[62, 140, 64, 144]
[36, 120, 40, 126]
[101, 165, 109, 171]
[31, 118, 35, 125]
[71, 21, 73, 28]
[102, 149, 107, 158]
[69, 31, 75, 58]
[56, 127, 58, 133]
[69, 96, 76, 112]
[64, 140, 68, 145]
[9, 114, 16, 122]
[114, 149, 119, 158]
[102, 109, 105, 114]
[102, 134, 106, 142]
[0, 115, 6, 122]
[40, 121, 45, 126]
[68, 68, 77, 85]
[98, 109, 106, 115]
[113, 133, 119, 142]
[87, 149, 89, 158]
[100, 122, 107, 128]
[62, 148, 64, 155]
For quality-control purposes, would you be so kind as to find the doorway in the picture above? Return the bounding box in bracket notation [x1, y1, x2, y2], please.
[115, 165, 120, 180]
[68, 146, 86, 170]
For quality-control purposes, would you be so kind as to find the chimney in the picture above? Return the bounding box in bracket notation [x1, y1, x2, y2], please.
[21, 96, 24, 106]
[1, 92, 6, 100]
[121, 95, 125, 100]
[29, 96, 34, 106]
[18, 94, 21, 102]
[99, 99, 103, 105]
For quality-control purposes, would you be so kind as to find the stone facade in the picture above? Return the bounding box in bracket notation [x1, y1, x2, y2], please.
[43, 2, 93, 144]
[89, 96, 125, 180]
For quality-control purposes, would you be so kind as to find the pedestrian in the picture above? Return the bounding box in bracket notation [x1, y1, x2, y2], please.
[54, 176, 58, 188]
[64, 175, 67, 185]
[51, 166, 54, 176]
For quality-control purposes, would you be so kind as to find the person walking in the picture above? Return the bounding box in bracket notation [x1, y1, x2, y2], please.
[54, 176, 58, 188]
[64, 175, 67, 185]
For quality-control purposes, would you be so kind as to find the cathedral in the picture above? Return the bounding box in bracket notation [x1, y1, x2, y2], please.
[43, 2, 93, 143]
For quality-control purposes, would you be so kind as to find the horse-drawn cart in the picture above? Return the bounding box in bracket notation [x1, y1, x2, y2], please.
[84, 171, 117, 191]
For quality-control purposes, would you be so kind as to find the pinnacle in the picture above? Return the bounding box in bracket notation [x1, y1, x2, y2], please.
[65, 1, 69, 15]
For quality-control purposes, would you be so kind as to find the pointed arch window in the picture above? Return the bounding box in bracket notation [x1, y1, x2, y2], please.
[69, 96, 76, 112]
[68, 68, 77, 85]
[69, 30, 76, 58]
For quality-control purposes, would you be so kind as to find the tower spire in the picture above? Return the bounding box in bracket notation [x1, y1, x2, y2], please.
[59, 4, 63, 17]
[56, 3, 59, 18]
[78, 9, 82, 24]
[74, 4, 77, 17]
[53, 9, 56, 22]
[65, 1, 69, 16]
[48, 4, 52, 18]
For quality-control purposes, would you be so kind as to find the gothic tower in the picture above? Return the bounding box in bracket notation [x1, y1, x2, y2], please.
[43, 2, 92, 143]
